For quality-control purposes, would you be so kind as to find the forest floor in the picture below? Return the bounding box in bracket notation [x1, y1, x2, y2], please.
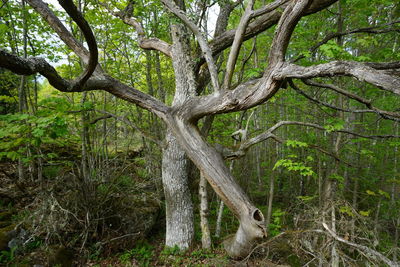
[0, 161, 293, 267]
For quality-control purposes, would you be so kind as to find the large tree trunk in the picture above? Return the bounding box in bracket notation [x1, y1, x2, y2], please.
[161, 20, 196, 249]
[162, 131, 194, 249]
[166, 117, 266, 258]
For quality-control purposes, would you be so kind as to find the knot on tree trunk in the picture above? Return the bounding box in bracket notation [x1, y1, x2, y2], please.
[223, 208, 267, 258]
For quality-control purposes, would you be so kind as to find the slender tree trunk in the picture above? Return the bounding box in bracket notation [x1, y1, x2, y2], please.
[215, 199, 225, 238]
[266, 141, 278, 228]
[392, 122, 398, 262]
[199, 172, 211, 249]
[18, 0, 28, 182]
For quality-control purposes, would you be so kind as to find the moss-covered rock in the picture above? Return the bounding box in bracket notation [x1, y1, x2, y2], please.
[0, 224, 16, 251]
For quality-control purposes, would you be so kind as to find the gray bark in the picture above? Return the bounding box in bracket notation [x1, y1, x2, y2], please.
[161, 22, 197, 249]
[162, 131, 194, 249]
[199, 172, 211, 249]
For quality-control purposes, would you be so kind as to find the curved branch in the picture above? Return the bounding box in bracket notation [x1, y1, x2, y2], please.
[58, 0, 98, 90]
[0, 49, 79, 91]
[278, 61, 400, 95]
[0, 49, 169, 118]
[26, 0, 89, 62]
[99, 1, 171, 57]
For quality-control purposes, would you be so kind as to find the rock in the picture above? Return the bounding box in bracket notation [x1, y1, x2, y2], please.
[8, 228, 28, 251]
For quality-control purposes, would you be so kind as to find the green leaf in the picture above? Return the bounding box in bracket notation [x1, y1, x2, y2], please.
[339, 206, 354, 217]
[359, 210, 371, 217]
[285, 139, 308, 148]
[297, 195, 316, 202]
[378, 189, 390, 199]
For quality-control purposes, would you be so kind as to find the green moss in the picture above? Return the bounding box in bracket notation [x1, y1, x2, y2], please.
[0, 211, 13, 221]
[0, 221, 12, 228]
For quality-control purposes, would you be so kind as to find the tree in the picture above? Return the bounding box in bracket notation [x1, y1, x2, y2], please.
[1, 0, 399, 259]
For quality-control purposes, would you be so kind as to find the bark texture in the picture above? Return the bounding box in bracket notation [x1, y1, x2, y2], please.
[160, 22, 197, 249]
[162, 131, 194, 249]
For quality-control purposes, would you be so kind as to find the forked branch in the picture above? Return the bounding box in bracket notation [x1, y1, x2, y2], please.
[161, 0, 220, 91]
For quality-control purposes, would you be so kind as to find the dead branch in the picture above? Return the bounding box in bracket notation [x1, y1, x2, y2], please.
[322, 222, 397, 267]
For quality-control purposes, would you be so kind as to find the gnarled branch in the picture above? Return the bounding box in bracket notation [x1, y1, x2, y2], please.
[26, 0, 89, 62]
[278, 61, 400, 95]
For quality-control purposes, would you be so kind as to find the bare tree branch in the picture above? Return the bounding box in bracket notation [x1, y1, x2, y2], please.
[278, 61, 400, 95]
[161, 0, 220, 91]
[252, 0, 289, 18]
[99, 1, 172, 57]
[0, 48, 99, 92]
[0, 50, 169, 117]
[302, 79, 400, 120]
[365, 61, 400, 70]
[322, 223, 397, 267]
[210, 0, 338, 56]
[225, 120, 400, 160]
[289, 80, 400, 122]
[223, 0, 255, 90]
[294, 20, 400, 62]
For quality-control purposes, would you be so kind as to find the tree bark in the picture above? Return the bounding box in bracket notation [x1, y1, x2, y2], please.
[199, 172, 211, 249]
[161, 21, 196, 249]
[162, 131, 194, 249]
[165, 117, 266, 258]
